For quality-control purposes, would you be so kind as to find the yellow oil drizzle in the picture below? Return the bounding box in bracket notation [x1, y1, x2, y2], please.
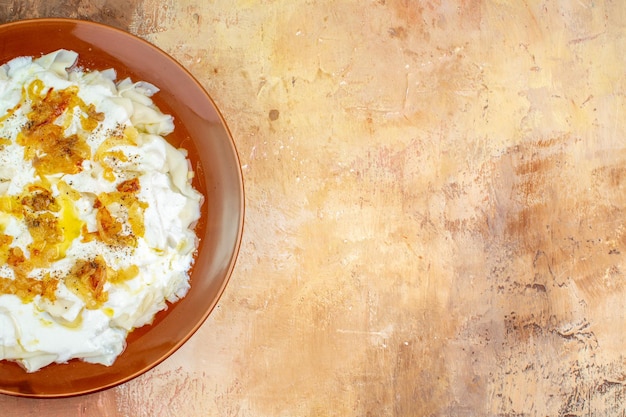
[55, 182, 84, 259]
[0, 195, 23, 218]
[51, 313, 83, 329]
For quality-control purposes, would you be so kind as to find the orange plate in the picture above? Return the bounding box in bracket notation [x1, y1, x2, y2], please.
[0, 18, 244, 398]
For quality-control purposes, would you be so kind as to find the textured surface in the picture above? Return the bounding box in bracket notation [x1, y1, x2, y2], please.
[4, 0, 626, 415]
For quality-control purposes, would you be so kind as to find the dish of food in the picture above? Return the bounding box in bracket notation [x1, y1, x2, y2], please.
[0, 19, 244, 398]
[0, 48, 203, 373]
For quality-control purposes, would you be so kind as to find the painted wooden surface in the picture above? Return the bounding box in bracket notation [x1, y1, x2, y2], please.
[3, 0, 626, 415]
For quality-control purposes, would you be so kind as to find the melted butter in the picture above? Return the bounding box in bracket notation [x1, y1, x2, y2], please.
[0, 212, 13, 230]
[39, 317, 53, 327]
[0, 195, 23, 218]
[0, 101, 22, 124]
[55, 182, 84, 259]
[51, 313, 83, 329]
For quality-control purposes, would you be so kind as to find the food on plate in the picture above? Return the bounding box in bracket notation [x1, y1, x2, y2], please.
[0, 49, 203, 372]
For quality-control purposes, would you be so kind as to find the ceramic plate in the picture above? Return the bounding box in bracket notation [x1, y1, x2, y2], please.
[0, 18, 244, 398]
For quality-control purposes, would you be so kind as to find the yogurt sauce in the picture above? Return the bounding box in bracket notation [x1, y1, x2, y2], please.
[0, 50, 203, 372]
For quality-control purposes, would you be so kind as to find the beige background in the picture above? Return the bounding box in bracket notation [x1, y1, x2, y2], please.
[3, 0, 626, 415]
